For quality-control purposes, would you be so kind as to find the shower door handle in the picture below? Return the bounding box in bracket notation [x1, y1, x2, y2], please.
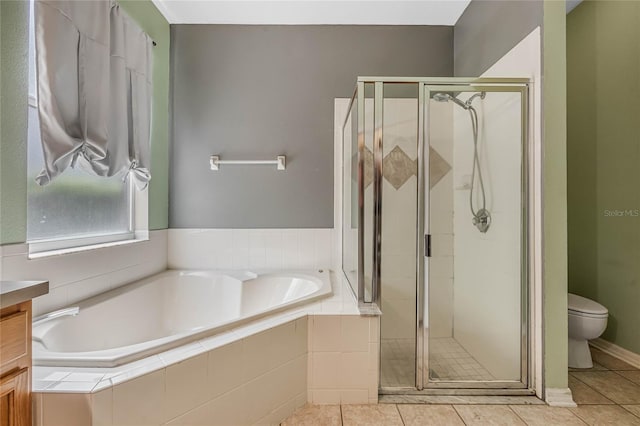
[425, 234, 431, 257]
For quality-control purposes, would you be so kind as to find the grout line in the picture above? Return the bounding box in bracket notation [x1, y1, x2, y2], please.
[508, 405, 529, 425]
[568, 372, 615, 405]
[569, 408, 592, 425]
[450, 405, 467, 425]
[288, 352, 640, 425]
[569, 371, 593, 386]
[570, 366, 640, 416]
[612, 370, 640, 385]
[451, 405, 469, 426]
[621, 405, 640, 419]
[394, 404, 405, 426]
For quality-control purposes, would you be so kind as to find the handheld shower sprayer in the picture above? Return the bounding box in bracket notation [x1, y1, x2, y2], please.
[432, 92, 469, 110]
[432, 91, 490, 233]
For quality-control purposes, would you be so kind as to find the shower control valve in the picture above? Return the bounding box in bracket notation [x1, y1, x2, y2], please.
[472, 209, 491, 233]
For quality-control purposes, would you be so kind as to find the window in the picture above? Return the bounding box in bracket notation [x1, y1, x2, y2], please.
[26, 0, 148, 254]
[26, 104, 135, 248]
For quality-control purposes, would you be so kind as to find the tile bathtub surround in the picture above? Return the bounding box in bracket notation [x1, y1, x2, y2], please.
[0, 230, 168, 317]
[32, 274, 381, 425]
[168, 228, 334, 271]
[34, 317, 309, 426]
[31, 272, 361, 391]
[307, 315, 380, 405]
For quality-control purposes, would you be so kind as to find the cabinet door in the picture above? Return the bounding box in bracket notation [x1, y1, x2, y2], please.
[0, 368, 30, 426]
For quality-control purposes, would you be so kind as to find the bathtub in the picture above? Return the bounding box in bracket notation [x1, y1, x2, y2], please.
[32, 269, 331, 367]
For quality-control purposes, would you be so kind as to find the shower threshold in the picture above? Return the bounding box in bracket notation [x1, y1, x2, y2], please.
[378, 393, 542, 404]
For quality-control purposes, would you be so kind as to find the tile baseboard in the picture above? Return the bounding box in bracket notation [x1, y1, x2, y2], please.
[590, 338, 640, 369]
[545, 387, 577, 407]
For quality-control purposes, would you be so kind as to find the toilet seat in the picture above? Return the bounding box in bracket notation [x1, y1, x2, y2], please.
[568, 293, 608, 317]
[569, 310, 608, 319]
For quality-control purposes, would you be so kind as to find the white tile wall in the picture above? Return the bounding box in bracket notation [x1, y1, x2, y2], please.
[0, 230, 167, 316]
[0, 226, 335, 318]
[428, 106, 455, 339]
[452, 27, 542, 383]
[452, 90, 523, 379]
[168, 229, 333, 271]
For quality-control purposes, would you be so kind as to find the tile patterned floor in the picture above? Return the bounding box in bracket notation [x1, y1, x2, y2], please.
[284, 347, 640, 425]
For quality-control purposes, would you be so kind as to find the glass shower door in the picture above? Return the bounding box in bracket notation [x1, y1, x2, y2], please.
[379, 82, 419, 388]
[423, 85, 529, 389]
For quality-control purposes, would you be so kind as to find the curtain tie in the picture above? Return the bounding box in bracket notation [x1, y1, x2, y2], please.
[123, 159, 151, 191]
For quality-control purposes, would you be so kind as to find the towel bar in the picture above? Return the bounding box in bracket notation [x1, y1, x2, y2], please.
[209, 155, 286, 171]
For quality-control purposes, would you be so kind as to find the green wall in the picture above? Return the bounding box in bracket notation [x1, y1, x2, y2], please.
[543, 0, 568, 390]
[119, 0, 170, 231]
[568, 1, 640, 354]
[0, 0, 169, 246]
[0, 1, 29, 244]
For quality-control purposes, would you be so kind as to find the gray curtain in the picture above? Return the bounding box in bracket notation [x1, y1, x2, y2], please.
[34, 0, 152, 189]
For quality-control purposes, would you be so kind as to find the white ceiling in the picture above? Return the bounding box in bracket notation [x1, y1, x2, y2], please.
[151, 0, 472, 25]
[566, 0, 583, 14]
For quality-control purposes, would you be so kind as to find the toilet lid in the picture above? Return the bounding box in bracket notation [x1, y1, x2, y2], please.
[568, 293, 608, 316]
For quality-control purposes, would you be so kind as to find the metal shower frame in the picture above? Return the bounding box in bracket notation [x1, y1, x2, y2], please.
[342, 76, 534, 395]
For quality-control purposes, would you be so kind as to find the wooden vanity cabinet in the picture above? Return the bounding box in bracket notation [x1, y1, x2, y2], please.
[0, 301, 32, 426]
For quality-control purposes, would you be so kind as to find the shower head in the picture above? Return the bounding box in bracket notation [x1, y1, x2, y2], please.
[432, 92, 451, 103]
[432, 92, 470, 110]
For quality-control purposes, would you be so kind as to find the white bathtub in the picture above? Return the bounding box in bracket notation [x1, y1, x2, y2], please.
[32, 269, 331, 367]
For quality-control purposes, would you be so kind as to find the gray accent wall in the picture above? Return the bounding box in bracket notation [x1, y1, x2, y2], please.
[453, 0, 543, 76]
[170, 25, 452, 229]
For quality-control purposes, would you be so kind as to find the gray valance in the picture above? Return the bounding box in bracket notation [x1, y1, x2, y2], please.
[34, 0, 152, 189]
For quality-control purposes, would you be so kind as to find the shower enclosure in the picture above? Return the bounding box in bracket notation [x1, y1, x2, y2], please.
[341, 77, 532, 394]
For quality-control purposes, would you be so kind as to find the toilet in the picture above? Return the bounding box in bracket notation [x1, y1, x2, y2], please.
[568, 293, 608, 368]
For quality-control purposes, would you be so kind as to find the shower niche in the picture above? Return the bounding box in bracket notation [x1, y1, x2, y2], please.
[341, 78, 532, 394]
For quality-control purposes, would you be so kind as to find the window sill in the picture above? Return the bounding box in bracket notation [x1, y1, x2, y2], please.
[28, 233, 149, 259]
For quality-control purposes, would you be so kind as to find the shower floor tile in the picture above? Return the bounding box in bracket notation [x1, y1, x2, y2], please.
[429, 337, 494, 381]
[381, 338, 416, 388]
[380, 337, 493, 387]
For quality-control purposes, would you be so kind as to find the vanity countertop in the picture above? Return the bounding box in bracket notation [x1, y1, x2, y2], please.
[0, 280, 49, 309]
